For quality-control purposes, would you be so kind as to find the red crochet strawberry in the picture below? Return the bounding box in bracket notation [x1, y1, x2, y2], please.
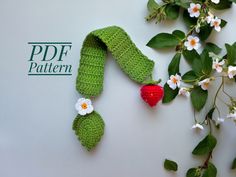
[140, 82, 164, 107]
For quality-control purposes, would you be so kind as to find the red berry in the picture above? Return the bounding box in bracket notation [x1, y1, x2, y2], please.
[140, 84, 164, 107]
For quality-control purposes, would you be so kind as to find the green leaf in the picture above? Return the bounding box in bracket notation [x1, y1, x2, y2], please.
[162, 83, 179, 103]
[205, 43, 222, 54]
[221, 19, 227, 28]
[225, 43, 236, 65]
[164, 159, 178, 171]
[186, 168, 201, 177]
[172, 30, 185, 40]
[206, 107, 215, 120]
[191, 86, 208, 111]
[168, 53, 181, 76]
[182, 70, 198, 83]
[231, 158, 236, 169]
[183, 10, 197, 28]
[73, 111, 105, 151]
[198, 24, 213, 41]
[209, 0, 232, 10]
[183, 49, 201, 65]
[192, 134, 217, 155]
[192, 59, 204, 77]
[175, 0, 190, 9]
[147, 0, 159, 12]
[229, 0, 236, 3]
[201, 49, 213, 75]
[202, 163, 217, 177]
[165, 4, 180, 20]
[147, 33, 179, 49]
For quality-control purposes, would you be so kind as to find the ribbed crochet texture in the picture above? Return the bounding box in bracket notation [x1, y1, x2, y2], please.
[76, 26, 155, 97]
[74, 26, 155, 150]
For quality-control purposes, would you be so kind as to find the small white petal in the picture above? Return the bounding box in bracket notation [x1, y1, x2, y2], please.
[215, 118, 224, 125]
[195, 12, 200, 17]
[78, 109, 87, 116]
[216, 67, 223, 73]
[178, 88, 190, 97]
[194, 37, 200, 42]
[187, 46, 193, 51]
[228, 66, 236, 79]
[211, 0, 220, 4]
[168, 82, 177, 90]
[194, 43, 201, 50]
[196, 4, 201, 8]
[192, 123, 204, 130]
[86, 106, 94, 114]
[215, 26, 221, 32]
[190, 3, 195, 8]
[187, 35, 193, 41]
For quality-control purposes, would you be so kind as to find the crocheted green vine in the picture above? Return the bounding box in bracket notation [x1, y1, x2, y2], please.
[76, 26, 155, 97]
[74, 26, 163, 150]
[145, 0, 236, 176]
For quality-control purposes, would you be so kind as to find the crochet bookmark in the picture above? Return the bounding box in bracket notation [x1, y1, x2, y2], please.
[74, 26, 163, 150]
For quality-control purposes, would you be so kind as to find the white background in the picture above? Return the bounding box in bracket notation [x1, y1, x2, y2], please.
[1, 0, 236, 177]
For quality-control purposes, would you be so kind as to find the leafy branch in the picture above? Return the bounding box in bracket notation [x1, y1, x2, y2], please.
[145, 0, 236, 176]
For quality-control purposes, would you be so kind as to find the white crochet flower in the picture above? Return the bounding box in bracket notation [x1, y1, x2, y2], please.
[210, 17, 221, 32]
[178, 87, 190, 97]
[198, 78, 211, 90]
[167, 74, 182, 90]
[192, 123, 204, 130]
[212, 59, 225, 73]
[188, 3, 201, 18]
[211, 0, 220, 4]
[184, 35, 201, 51]
[228, 66, 236, 79]
[75, 98, 94, 116]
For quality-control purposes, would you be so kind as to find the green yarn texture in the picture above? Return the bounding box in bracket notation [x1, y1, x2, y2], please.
[76, 26, 155, 97]
[73, 111, 105, 151]
[74, 26, 155, 150]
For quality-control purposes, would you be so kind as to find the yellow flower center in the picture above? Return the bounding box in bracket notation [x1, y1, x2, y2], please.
[81, 103, 88, 109]
[214, 21, 219, 27]
[190, 39, 197, 46]
[203, 82, 209, 88]
[172, 77, 178, 84]
[193, 6, 199, 13]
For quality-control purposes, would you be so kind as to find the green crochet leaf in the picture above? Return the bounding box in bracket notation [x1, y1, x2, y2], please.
[73, 111, 105, 151]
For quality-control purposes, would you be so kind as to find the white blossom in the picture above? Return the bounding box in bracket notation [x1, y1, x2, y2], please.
[184, 35, 201, 51]
[206, 13, 214, 24]
[192, 123, 204, 130]
[228, 66, 236, 79]
[212, 59, 225, 73]
[178, 87, 190, 97]
[188, 3, 201, 18]
[75, 98, 94, 116]
[211, 0, 220, 4]
[198, 78, 211, 90]
[167, 74, 182, 90]
[210, 17, 221, 32]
